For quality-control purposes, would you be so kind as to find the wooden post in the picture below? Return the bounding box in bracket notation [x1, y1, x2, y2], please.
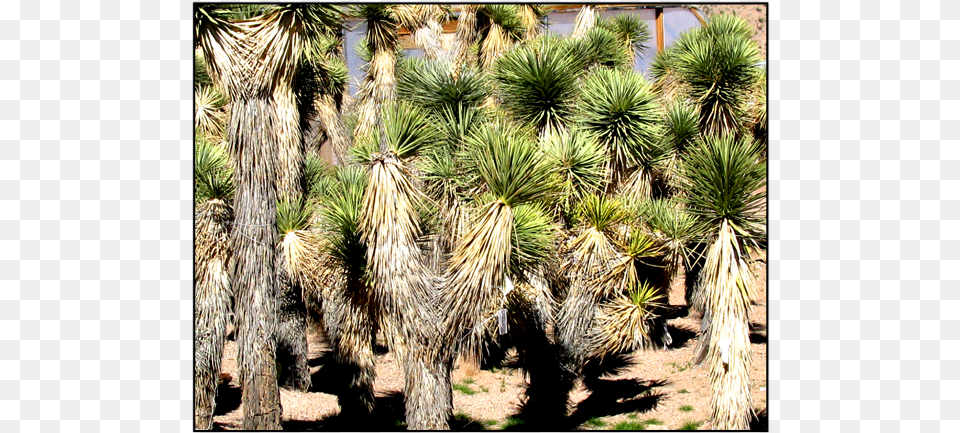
[655, 7, 664, 53]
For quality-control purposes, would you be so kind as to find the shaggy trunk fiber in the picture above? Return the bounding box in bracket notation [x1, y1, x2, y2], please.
[699, 220, 755, 429]
[571, 5, 597, 39]
[314, 94, 350, 164]
[450, 5, 478, 78]
[230, 98, 283, 430]
[354, 49, 396, 139]
[194, 199, 233, 430]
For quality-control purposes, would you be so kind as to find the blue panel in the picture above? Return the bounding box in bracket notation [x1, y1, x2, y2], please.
[663, 7, 702, 47]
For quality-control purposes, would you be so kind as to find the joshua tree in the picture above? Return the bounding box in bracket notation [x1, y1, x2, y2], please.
[196, 4, 314, 428]
[354, 101, 453, 429]
[683, 134, 765, 430]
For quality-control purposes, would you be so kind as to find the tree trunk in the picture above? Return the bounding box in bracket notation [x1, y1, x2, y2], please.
[194, 199, 233, 430]
[230, 98, 283, 430]
[275, 246, 312, 391]
[273, 81, 313, 394]
[323, 273, 377, 417]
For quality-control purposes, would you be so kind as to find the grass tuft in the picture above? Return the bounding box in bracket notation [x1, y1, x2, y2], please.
[612, 420, 646, 430]
[679, 420, 702, 430]
[679, 405, 694, 412]
[585, 417, 607, 427]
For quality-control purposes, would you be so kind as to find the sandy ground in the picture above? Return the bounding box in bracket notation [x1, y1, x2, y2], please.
[210, 253, 767, 431]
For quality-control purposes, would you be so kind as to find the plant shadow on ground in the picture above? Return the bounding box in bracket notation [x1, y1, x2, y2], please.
[282, 391, 408, 432]
[568, 378, 667, 427]
[664, 324, 698, 349]
[500, 377, 667, 431]
[750, 408, 768, 431]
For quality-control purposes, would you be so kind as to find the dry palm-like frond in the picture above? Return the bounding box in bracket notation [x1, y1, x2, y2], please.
[542, 128, 607, 219]
[494, 36, 580, 136]
[671, 14, 763, 137]
[395, 4, 451, 61]
[353, 4, 400, 138]
[516, 4, 548, 40]
[571, 5, 598, 39]
[476, 4, 526, 72]
[196, 85, 226, 141]
[194, 196, 233, 430]
[451, 4, 480, 77]
[589, 281, 666, 357]
[597, 13, 651, 59]
[273, 198, 314, 392]
[577, 67, 663, 189]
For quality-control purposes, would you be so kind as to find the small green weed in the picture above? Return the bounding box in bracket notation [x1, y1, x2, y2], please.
[644, 419, 663, 426]
[678, 389, 689, 394]
[668, 362, 691, 373]
[452, 412, 485, 431]
[679, 405, 694, 412]
[500, 377, 507, 392]
[453, 382, 477, 395]
[627, 414, 636, 420]
[585, 417, 606, 427]
[462, 377, 476, 384]
[679, 420, 701, 430]
[480, 385, 490, 393]
[612, 421, 646, 430]
[482, 419, 498, 427]
[501, 417, 526, 430]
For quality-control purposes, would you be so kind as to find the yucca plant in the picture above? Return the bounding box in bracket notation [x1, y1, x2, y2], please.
[355, 100, 452, 429]
[682, 134, 765, 430]
[597, 13, 651, 59]
[556, 194, 625, 371]
[494, 35, 580, 137]
[395, 4, 451, 61]
[440, 120, 556, 360]
[397, 58, 489, 114]
[194, 136, 234, 430]
[577, 67, 663, 190]
[541, 128, 607, 222]
[667, 14, 763, 137]
[589, 281, 666, 356]
[195, 85, 226, 141]
[569, 26, 632, 72]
